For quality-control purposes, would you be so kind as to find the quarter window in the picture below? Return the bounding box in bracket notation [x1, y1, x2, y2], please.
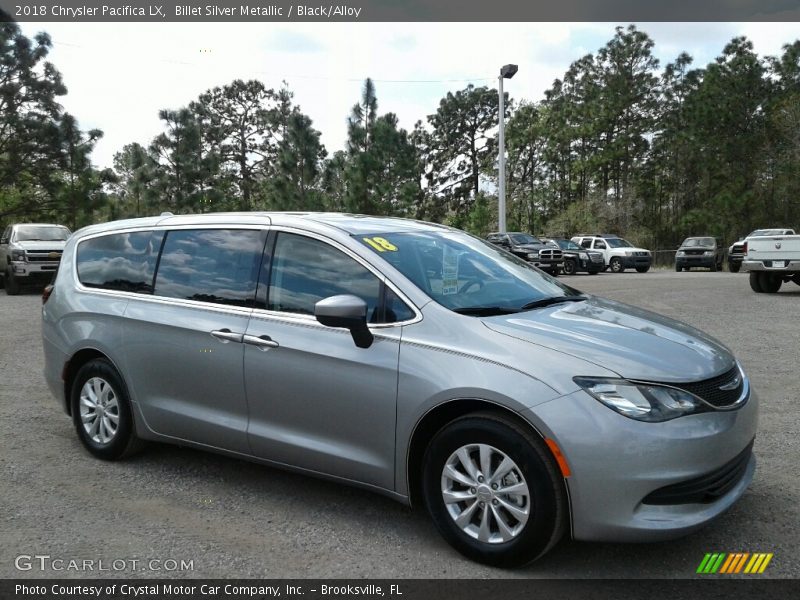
[267, 233, 382, 320]
[154, 229, 265, 307]
[77, 231, 164, 293]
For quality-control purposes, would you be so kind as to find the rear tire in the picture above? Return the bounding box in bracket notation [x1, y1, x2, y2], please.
[5, 269, 20, 295]
[749, 272, 764, 293]
[793, 274, 800, 287]
[758, 272, 782, 293]
[422, 413, 566, 567]
[729, 263, 741, 273]
[70, 358, 142, 460]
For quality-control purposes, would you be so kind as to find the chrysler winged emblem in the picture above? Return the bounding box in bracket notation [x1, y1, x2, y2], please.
[719, 374, 741, 391]
[775, 242, 782, 249]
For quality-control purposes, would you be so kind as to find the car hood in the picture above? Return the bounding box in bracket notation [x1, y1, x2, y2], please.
[13, 240, 67, 250]
[482, 296, 735, 383]
[514, 243, 544, 251]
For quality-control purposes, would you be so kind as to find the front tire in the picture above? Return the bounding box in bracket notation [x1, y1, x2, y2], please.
[635, 265, 650, 273]
[422, 413, 566, 567]
[71, 358, 142, 460]
[562, 260, 576, 276]
[609, 258, 624, 273]
[5, 269, 20, 295]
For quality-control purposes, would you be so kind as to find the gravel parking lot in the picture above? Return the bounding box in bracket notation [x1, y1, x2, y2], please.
[1, 271, 798, 579]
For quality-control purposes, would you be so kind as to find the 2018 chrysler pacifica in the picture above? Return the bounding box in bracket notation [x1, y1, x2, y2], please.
[41, 212, 757, 567]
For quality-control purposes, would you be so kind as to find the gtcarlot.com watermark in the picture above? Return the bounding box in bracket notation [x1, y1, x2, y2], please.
[14, 554, 194, 573]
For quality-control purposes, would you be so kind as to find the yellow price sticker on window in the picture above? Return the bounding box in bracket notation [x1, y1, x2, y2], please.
[363, 237, 398, 252]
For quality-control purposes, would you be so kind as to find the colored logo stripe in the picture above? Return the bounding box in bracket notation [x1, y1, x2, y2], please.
[697, 553, 726, 573]
[697, 552, 773, 574]
[744, 553, 773, 574]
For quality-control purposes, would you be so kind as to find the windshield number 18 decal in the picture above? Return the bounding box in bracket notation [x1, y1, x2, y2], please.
[363, 237, 398, 252]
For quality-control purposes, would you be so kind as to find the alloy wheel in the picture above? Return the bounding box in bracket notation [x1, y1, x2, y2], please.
[440, 443, 530, 544]
[79, 377, 120, 444]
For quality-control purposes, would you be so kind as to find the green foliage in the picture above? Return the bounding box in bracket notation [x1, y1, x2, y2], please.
[4, 21, 800, 249]
[339, 79, 423, 216]
[427, 85, 505, 219]
[0, 22, 110, 227]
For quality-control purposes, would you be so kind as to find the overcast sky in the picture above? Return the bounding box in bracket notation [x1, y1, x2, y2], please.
[19, 22, 800, 169]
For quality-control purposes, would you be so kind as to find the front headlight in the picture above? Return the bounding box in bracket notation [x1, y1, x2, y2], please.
[11, 249, 26, 262]
[574, 377, 707, 422]
[578, 252, 588, 260]
[676, 250, 685, 257]
[704, 250, 714, 256]
[624, 250, 632, 257]
[527, 252, 537, 260]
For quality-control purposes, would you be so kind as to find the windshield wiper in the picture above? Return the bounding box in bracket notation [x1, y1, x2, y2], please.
[520, 295, 588, 311]
[453, 306, 521, 316]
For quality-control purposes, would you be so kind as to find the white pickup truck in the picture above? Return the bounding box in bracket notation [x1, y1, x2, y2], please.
[742, 234, 800, 293]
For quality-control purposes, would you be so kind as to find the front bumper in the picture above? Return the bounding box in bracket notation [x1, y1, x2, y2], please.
[524, 386, 758, 542]
[620, 256, 652, 269]
[676, 256, 716, 268]
[9, 260, 59, 279]
[529, 260, 564, 273]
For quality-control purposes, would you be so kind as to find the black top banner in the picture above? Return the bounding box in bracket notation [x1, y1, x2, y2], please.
[1, 0, 800, 22]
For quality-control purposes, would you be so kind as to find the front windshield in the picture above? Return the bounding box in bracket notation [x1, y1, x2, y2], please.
[682, 237, 714, 247]
[556, 239, 581, 251]
[15, 225, 70, 242]
[509, 233, 539, 245]
[605, 238, 634, 248]
[359, 230, 583, 314]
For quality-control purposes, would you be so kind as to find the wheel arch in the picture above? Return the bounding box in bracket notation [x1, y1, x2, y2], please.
[405, 398, 570, 519]
[62, 347, 122, 416]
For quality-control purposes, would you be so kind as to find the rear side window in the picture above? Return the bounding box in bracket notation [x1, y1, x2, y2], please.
[77, 231, 164, 293]
[154, 229, 265, 307]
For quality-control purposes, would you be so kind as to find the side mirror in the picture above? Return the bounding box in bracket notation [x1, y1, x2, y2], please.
[314, 295, 373, 349]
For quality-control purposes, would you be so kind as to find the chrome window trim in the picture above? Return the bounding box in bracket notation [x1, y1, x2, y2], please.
[72, 223, 422, 328]
[73, 224, 268, 318]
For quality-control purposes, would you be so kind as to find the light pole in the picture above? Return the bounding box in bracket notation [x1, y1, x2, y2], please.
[498, 63, 517, 233]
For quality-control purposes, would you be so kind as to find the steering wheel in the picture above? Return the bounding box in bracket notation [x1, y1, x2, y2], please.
[458, 278, 484, 294]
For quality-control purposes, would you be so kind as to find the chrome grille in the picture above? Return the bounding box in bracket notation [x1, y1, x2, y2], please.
[538, 249, 563, 261]
[25, 250, 63, 263]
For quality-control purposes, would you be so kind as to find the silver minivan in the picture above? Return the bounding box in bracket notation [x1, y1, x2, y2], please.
[42, 213, 757, 567]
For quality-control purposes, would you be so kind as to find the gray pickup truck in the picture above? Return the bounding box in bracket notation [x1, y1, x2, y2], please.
[0, 223, 71, 295]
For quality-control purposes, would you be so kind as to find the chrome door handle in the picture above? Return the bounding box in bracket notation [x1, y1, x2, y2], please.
[242, 334, 280, 351]
[210, 329, 244, 344]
